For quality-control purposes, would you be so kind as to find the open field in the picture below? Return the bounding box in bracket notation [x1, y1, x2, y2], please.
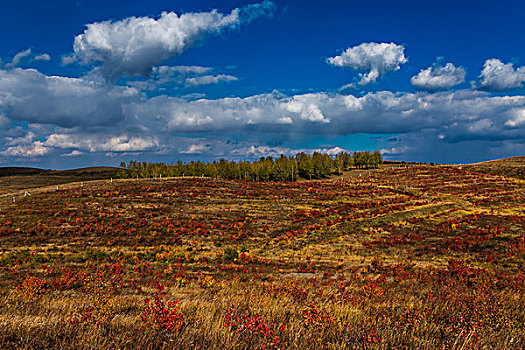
[0, 165, 524, 349]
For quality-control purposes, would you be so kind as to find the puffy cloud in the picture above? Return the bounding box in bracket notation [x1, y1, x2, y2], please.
[181, 93, 207, 100]
[328, 42, 407, 85]
[477, 59, 525, 91]
[2, 67, 525, 147]
[185, 74, 238, 86]
[128, 89, 525, 142]
[1, 141, 49, 157]
[505, 108, 525, 127]
[0, 131, 50, 158]
[154, 65, 212, 76]
[127, 65, 214, 91]
[34, 53, 51, 61]
[61, 55, 76, 65]
[180, 143, 211, 154]
[283, 94, 330, 123]
[411, 62, 466, 91]
[132, 91, 338, 133]
[5, 48, 32, 68]
[380, 145, 412, 156]
[2, 67, 525, 164]
[72, 12, 236, 80]
[5, 131, 37, 146]
[0, 68, 139, 127]
[172, 140, 349, 159]
[44, 133, 158, 152]
[130, 65, 224, 91]
[61, 150, 85, 157]
[69, 2, 275, 81]
[130, 93, 285, 132]
[231, 145, 349, 158]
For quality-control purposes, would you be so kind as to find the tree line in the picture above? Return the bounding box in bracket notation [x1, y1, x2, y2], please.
[117, 151, 383, 181]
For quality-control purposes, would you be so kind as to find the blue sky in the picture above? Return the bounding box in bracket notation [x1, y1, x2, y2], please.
[1, 0, 525, 168]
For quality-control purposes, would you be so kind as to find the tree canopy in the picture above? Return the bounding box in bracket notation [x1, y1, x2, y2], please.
[117, 151, 382, 181]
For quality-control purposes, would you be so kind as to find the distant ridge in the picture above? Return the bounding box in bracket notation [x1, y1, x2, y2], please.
[462, 156, 525, 180]
[0, 167, 49, 177]
[465, 155, 525, 166]
[0, 166, 118, 177]
[0, 166, 120, 196]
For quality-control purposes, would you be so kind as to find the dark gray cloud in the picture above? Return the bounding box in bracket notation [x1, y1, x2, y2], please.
[0, 68, 140, 127]
[2, 73, 523, 162]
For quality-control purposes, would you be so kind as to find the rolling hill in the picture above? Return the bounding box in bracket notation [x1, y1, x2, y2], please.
[0, 166, 119, 196]
[462, 156, 525, 180]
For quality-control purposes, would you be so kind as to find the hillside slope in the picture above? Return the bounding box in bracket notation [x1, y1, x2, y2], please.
[0, 166, 119, 196]
[462, 156, 525, 180]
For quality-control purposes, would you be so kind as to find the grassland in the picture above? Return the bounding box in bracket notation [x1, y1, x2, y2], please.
[461, 156, 525, 180]
[0, 164, 524, 349]
[0, 167, 118, 197]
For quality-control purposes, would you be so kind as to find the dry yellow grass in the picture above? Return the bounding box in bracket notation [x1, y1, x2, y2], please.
[0, 164, 524, 349]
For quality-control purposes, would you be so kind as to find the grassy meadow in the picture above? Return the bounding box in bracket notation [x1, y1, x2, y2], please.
[0, 164, 524, 349]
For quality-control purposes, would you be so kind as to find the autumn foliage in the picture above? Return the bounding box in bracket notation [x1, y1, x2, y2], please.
[0, 164, 524, 349]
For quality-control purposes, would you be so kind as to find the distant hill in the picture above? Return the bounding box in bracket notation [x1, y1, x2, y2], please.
[52, 166, 120, 178]
[0, 167, 49, 177]
[462, 156, 525, 180]
[0, 166, 120, 196]
[0, 166, 119, 177]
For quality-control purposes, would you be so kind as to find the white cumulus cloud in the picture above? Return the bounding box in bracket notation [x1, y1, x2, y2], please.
[61, 150, 85, 157]
[154, 65, 212, 76]
[69, 2, 275, 81]
[2, 68, 525, 164]
[1, 141, 49, 157]
[127, 89, 525, 141]
[284, 95, 330, 123]
[34, 53, 51, 61]
[185, 74, 238, 87]
[505, 108, 525, 127]
[231, 145, 349, 158]
[180, 143, 211, 154]
[328, 42, 407, 85]
[477, 59, 525, 91]
[44, 133, 158, 152]
[0, 131, 50, 158]
[411, 62, 466, 91]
